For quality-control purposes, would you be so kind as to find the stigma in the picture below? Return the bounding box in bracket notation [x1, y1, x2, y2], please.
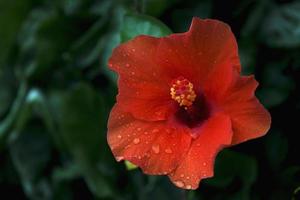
[170, 77, 196, 109]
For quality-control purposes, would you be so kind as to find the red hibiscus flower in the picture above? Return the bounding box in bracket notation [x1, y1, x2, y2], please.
[107, 17, 271, 190]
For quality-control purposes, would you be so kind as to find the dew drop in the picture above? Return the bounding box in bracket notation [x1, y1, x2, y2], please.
[186, 185, 192, 189]
[133, 138, 140, 144]
[117, 135, 122, 139]
[125, 63, 130, 67]
[131, 71, 135, 75]
[137, 127, 142, 131]
[152, 129, 159, 133]
[132, 48, 136, 52]
[165, 148, 173, 154]
[186, 176, 190, 180]
[203, 162, 207, 166]
[174, 180, 184, 188]
[152, 144, 160, 154]
[180, 174, 184, 178]
[144, 131, 149, 135]
[116, 156, 124, 161]
[166, 129, 171, 133]
[155, 111, 162, 116]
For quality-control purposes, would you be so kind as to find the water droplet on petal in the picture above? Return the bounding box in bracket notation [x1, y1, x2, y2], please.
[116, 156, 124, 161]
[152, 144, 160, 154]
[144, 131, 148, 135]
[186, 185, 192, 189]
[180, 174, 184, 178]
[132, 48, 136, 52]
[152, 129, 159, 133]
[125, 63, 130, 67]
[117, 135, 122, 139]
[133, 138, 140, 144]
[186, 176, 190, 180]
[174, 180, 184, 188]
[131, 71, 135, 75]
[203, 162, 207, 166]
[165, 148, 173, 154]
[155, 111, 162, 116]
[137, 127, 142, 131]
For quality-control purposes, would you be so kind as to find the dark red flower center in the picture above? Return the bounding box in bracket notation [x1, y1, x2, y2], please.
[170, 77, 211, 130]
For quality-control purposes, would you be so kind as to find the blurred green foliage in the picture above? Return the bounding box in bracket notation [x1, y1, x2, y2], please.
[0, 0, 299, 199]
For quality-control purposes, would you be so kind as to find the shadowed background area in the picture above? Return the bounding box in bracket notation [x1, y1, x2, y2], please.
[0, 0, 299, 199]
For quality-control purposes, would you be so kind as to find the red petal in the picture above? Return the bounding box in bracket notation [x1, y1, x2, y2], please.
[107, 105, 191, 174]
[221, 75, 271, 145]
[116, 76, 175, 121]
[156, 18, 240, 91]
[168, 113, 232, 189]
[203, 61, 236, 101]
[109, 35, 173, 121]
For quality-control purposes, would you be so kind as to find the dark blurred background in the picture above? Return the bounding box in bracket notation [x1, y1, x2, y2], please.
[0, 0, 299, 199]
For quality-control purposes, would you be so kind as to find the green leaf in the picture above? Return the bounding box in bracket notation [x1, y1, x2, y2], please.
[141, 0, 179, 17]
[0, 68, 15, 118]
[265, 131, 288, 170]
[260, 2, 300, 48]
[51, 83, 113, 198]
[258, 61, 294, 108]
[16, 8, 83, 80]
[240, 0, 268, 37]
[205, 150, 257, 200]
[0, 81, 28, 149]
[121, 13, 172, 42]
[125, 161, 138, 170]
[238, 38, 257, 75]
[0, 0, 33, 69]
[171, 0, 212, 32]
[9, 125, 52, 200]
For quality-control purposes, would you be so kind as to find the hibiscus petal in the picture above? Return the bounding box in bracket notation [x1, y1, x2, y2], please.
[116, 76, 175, 121]
[109, 35, 173, 121]
[168, 113, 232, 189]
[156, 17, 240, 91]
[221, 75, 271, 145]
[107, 105, 191, 174]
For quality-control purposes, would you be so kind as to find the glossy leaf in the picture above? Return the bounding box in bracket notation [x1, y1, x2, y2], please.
[260, 2, 300, 48]
[121, 13, 172, 42]
[51, 83, 113, 198]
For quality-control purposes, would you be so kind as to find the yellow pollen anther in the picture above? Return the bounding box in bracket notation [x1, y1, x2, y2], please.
[170, 77, 196, 109]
